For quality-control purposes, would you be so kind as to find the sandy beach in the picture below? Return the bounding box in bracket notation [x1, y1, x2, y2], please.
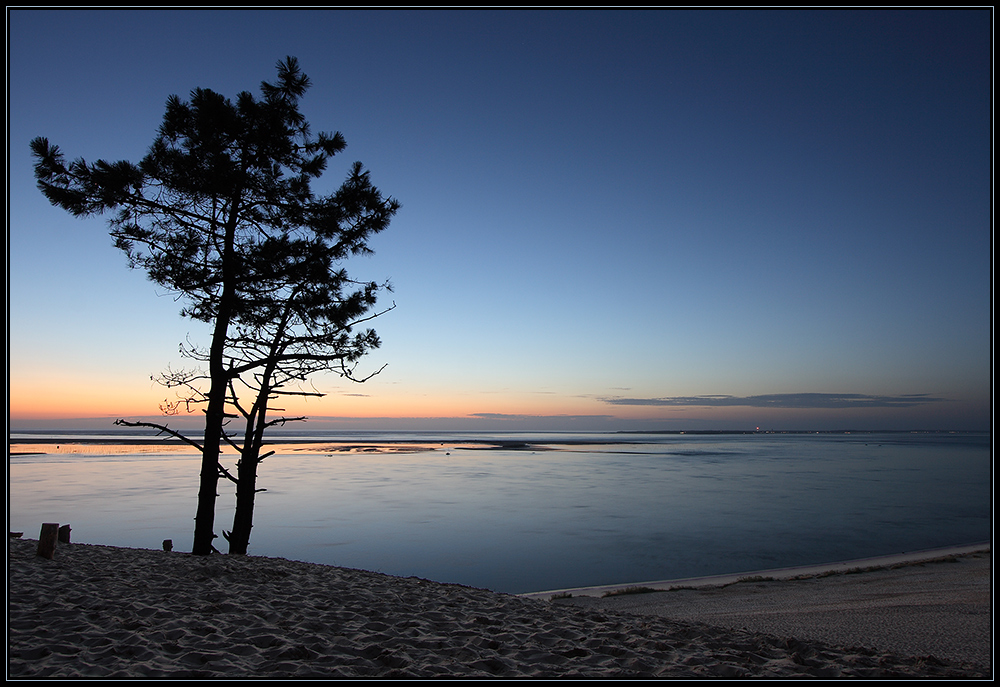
[6, 537, 990, 678]
[551, 546, 992, 672]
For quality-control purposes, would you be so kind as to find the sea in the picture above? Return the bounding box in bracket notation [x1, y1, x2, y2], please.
[7, 429, 992, 594]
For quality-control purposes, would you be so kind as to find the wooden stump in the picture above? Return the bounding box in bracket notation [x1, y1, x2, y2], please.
[58, 524, 71, 544]
[37, 523, 59, 559]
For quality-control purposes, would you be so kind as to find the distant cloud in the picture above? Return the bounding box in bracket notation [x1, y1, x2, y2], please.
[470, 412, 616, 421]
[600, 393, 947, 409]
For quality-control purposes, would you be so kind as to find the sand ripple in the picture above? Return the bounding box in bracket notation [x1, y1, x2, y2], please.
[6, 539, 986, 678]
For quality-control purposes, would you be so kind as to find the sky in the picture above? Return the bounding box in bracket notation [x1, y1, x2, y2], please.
[7, 8, 993, 432]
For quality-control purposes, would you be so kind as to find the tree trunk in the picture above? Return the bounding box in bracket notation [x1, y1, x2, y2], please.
[227, 322, 284, 556]
[191, 203, 241, 556]
[192, 312, 232, 555]
[192, 386, 225, 555]
[228, 454, 259, 555]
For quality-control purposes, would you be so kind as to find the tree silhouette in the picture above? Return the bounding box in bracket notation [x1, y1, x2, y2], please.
[31, 57, 399, 555]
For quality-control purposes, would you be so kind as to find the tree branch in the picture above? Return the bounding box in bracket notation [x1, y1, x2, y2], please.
[114, 418, 204, 452]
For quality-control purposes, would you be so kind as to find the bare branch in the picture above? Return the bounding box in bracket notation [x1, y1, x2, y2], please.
[217, 461, 239, 485]
[114, 418, 204, 452]
[265, 416, 307, 428]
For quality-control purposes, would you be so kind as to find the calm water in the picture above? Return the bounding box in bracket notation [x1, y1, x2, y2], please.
[8, 431, 991, 594]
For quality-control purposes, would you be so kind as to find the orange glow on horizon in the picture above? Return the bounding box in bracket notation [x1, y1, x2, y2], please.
[10, 380, 625, 424]
[11, 377, 970, 430]
[9, 380, 161, 420]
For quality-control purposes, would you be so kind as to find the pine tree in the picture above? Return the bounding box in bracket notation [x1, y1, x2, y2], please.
[31, 57, 400, 555]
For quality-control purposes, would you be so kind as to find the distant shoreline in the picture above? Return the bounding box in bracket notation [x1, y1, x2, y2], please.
[9, 428, 989, 446]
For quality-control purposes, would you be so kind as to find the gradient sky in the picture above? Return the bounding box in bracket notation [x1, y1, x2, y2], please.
[8, 9, 992, 431]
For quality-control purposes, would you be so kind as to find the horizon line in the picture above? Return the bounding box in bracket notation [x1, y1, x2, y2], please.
[9, 425, 991, 437]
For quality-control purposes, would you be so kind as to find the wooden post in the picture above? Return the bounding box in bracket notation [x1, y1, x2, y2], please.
[58, 524, 71, 544]
[37, 523, 59, 559]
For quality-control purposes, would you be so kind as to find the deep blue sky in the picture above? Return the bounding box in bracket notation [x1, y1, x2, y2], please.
[8, 9, 992, 430]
